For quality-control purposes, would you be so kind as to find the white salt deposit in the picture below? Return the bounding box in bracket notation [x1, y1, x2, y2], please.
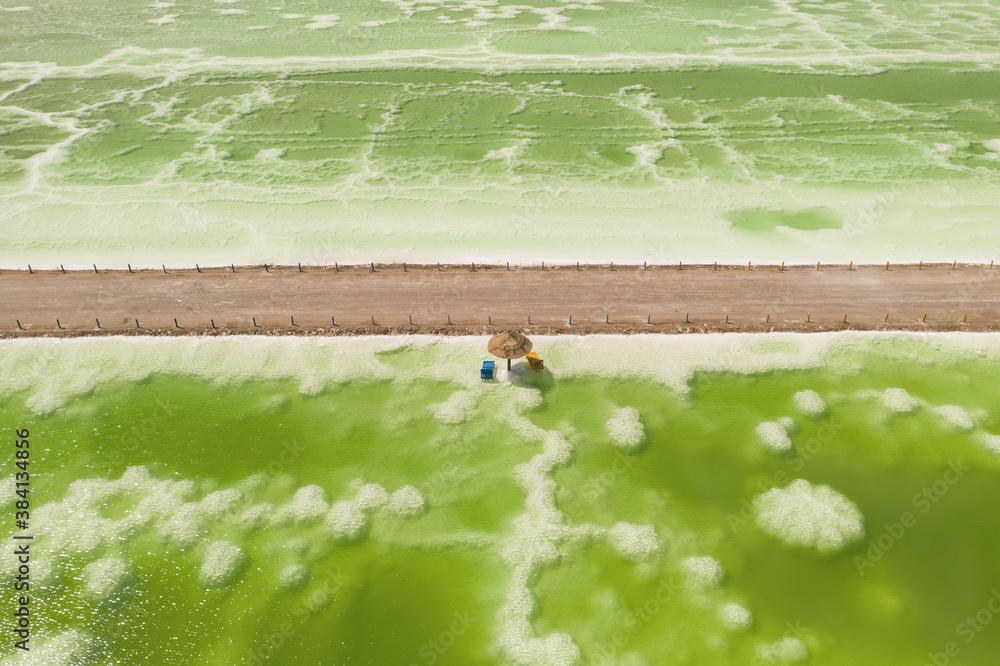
[981, 433, 1000, 457]
[608, 522, 658, 560]
[754, 479, 864, 552]
[279, 564, 310, 589]
[683, 555, 725, 587]
[7, 332, 999, 416]
[793, 390, 827, 417]
[279, 485, 328, 522]
[934, 405, 975, 432]
[605, 407, 647, 451]
[199, 541, 246, 588]
[355, 483, 389, 510]
[160, 504, 203, 547]
[240, 503, 271, 530]
[387, 485, 426, 516]
[777, 416, 797, 433]
[755, 637, 808, 663]
[326, 501, 368, 540]
[83, 557, 131, 599]
[882, 388, 919, 414]
[200, 488, 242, 516]
[497, 623, 581, 666]
[719, 602, 753, 631]
[0, 629, 94, 665]
[756, 421, 793, 453]
[429, 389, 476, 424]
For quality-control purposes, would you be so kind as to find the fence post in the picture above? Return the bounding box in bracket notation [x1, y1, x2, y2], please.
[196, 264, 201, 273]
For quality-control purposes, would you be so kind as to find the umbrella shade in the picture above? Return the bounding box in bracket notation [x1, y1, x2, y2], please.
[488, 331, 533, 363]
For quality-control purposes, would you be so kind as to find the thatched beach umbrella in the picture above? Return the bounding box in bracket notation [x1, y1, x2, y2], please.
[488, 330, 533, 371]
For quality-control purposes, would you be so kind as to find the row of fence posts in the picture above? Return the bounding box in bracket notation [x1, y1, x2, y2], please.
[11, 260, 999, 273]
[13, 312, 978, 331]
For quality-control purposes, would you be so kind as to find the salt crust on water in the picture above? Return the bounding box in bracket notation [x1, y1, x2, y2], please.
[4, 332, 1000, 416]
[719, 602, 753, 631]
[755, 637, 808, 663]
[754, 479, 864, 553]
[683, 555, 725, 587]
[2, 333, 994, 660]
[608, 522, 658, 560]
[882, 387, 920, 414]
[0, 332, 881, 415]
[387, 485, 426, 516]
[776, 416, 797, 433]
[21, 466, 426, 592]
[324, 482, 422, 539]
[793, 390, 827, 417]
[982, 433, 1000, 458]
[934, 405, 975, 432]
[200, 541, 246, 587]
[0, 629, 94, 665]
[83, 557, 131, 599]
[495, 385, 664, 666]
[756, 421, 793, 453]
[605, 407, 646, 451]
[275, 484, 328, 523]
[429, 389, 476, 424]
[279, 564, 310, 589]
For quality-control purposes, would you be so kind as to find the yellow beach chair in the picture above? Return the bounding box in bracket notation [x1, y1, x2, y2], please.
[525, 352, 544, 372]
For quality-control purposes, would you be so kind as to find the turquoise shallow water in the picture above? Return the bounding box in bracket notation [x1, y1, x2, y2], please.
[1, 335, 999, 664]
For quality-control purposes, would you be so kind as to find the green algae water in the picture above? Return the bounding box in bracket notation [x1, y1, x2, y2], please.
[1, 334, 999, 665]
[3, 1, 1000, 266]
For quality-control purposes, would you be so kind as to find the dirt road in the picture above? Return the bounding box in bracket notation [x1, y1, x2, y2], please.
[2, 263, 998, 337]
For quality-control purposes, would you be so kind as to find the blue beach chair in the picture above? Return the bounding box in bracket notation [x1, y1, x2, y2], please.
[481, 361, 495, 380]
